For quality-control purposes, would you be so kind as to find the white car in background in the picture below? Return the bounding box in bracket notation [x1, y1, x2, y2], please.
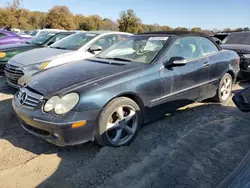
[5, 31, 132, 88]
[29, 29, 66, 37]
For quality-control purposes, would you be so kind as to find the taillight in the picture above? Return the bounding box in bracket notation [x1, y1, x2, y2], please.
[238, 57, 240, 64]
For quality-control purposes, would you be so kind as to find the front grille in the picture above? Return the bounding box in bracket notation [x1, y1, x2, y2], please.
[4, 64, 24, 85]
[17, 87, 43, 109]
[22, 122, 50, 136]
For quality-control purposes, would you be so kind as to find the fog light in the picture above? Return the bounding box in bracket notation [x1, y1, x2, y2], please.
[53, 133, 60, 138]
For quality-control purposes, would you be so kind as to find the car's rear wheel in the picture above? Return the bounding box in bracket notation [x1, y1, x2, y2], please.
[214, 73, 233, 103]
[95, 97, 141, 147]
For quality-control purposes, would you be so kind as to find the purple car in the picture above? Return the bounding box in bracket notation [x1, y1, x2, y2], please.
[0, 30, 31, 45]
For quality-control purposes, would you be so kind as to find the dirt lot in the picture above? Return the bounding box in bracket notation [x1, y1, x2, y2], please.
[0, 74, 250, 188]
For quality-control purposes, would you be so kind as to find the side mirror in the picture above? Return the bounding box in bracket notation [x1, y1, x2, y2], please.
[164, 56, 187, 68]
[233, 87, 250, 112]
[88, 45, 103, 54]
[47, 41, 54, 46]
[215, 40, 221, 45]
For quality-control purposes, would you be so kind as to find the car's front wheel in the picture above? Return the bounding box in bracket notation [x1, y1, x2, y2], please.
[214, 73, 233, 103]
[95, 97, 141, 147]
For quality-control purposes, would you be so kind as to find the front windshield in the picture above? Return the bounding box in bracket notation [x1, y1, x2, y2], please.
[28, 32, 56, 45]
[29, 30, 38, 36]
[222, 33, 250, 45]
[51, 32, 99, 50]
[96, 36, 168, 64]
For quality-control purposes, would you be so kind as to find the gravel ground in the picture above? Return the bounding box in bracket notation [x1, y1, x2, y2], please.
[0, 74, 250, 188]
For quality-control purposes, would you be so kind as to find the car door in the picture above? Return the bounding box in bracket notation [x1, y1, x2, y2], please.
[159, 36, 210, 109]
[198, 37, 221, 98]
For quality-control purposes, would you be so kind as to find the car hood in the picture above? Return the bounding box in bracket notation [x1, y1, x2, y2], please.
[0, 43, 36, 51]
[27, 58, 144, 97]
[10, 47, 74, 65]
[220, 44, 250, 53]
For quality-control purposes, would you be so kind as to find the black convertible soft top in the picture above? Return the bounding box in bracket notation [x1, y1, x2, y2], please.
[137, 31, 207, 37]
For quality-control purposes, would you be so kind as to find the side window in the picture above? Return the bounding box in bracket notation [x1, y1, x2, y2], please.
[166, 37, 202, 61]
[0, 33, 7, 39]
[92, 35, 120, 50]
[118, 34, 129, 40]
[199, 37, 219, 55]
[50, 34, 69, 43]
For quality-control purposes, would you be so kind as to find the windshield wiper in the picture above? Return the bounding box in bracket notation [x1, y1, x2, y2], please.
[98, 57, 132, 62]
[25, 41, 31, 44]
[51, 46, 68, 50]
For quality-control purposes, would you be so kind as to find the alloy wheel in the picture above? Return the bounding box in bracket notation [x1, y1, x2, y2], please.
[220, 77, 232, 101]
[105, 105, 138, 146]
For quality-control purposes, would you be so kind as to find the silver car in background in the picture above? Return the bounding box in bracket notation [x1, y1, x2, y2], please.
[5, 31, 132, 88]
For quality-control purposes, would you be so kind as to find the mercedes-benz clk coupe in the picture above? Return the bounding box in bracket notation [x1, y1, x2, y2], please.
[13, 31, 240, 147]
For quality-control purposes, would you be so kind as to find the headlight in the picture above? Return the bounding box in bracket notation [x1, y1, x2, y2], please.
[0, 52, 6, 59]
[24, 61, 51, 71]
[243, 54, 250, 58]
[44, 93, 79, 115]
[40, 61, 50, 69]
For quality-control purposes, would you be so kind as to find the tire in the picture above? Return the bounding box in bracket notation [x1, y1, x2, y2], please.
[94, 97, 141, 147]
[213, 73, 233, 103]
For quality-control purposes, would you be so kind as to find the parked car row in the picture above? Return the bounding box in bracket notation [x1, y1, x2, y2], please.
[4, 31, 131, 87]
[1, 28, 249, 147]
[0, 31, 75, 71]
[5, 30, 240, 147]
[0, 29, 31, 46]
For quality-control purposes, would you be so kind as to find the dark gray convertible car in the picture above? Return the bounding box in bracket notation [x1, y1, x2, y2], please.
[13, 31, 240, 147]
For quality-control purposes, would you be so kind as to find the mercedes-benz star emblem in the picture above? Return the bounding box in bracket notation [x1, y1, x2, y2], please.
[19, 92, 27, 105]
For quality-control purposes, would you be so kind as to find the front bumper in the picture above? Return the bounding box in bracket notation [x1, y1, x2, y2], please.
[238, 57, 250, 79]
[12, 94, 101, 146]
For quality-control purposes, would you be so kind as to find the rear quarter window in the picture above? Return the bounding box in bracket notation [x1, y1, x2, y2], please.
[199, 37, 219, 55]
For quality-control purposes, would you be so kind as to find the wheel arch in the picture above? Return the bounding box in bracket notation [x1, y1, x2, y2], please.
[226, 70, 236, 82]
[103, 92, 145, 117]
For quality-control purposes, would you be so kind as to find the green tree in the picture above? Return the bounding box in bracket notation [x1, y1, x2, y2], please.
[191, 27, 202, 32]
[118, 9, 141, 33]
[87, 15, 103, 30]
[223, 28, 231, 32]
[0, 8, 10, 28]
[174, 27, 189, 31]
[28, 11, 47, 29]
[75, 14, 106, 31]
[46, 6, 76, 30]
[100, 18, 118, 31]
[161, 25, 173, 31]
[75, 14, 89, 30]
[4, 0, 32, 29]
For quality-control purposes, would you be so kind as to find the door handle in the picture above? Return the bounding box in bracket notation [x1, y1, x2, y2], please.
[203, 61, 210, 67]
